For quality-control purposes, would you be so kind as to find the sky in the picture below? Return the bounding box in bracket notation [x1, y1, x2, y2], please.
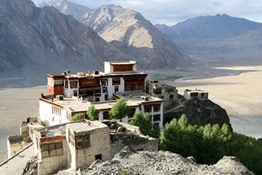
[34, 0, 262, 26]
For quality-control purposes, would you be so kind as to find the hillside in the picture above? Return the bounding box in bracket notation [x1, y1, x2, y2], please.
[55, 146, 254, 175]
[156, 14, 262, 60]
[0, 0, 132, 80]
[39, 0, 91, 20]
[82, 5, 190, 69]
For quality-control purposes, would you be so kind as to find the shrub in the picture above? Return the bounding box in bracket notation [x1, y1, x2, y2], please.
[87, 105, 99, 121]
[109, 99, 129, 121]
[72, 113, 84, 121]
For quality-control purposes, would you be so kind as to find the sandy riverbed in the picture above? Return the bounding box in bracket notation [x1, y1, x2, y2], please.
[168, 66, 262, 139]
[0, 86, 45, 162]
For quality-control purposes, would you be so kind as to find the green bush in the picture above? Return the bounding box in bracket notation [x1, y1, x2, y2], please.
[130, 111, 160, 138]
[109, 99, 129, 121]
[159, 114, 262, 175]
[72, 113, 85, 121]
[87, 105, 99, 121]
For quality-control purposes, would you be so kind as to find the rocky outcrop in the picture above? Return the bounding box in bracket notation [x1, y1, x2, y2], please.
[69, 146, 254, 175]
[39, 0, 91, 20]
[82, 5, 190, 69]
[164, 98, 232, 130]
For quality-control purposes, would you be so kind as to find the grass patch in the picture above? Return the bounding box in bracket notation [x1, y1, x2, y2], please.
[148, 72, 182, 81]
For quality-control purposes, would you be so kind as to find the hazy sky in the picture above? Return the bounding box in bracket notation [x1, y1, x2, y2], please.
[34, 0, 262, 26]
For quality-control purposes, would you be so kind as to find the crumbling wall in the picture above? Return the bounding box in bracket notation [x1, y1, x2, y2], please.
[110, 133, 158, 158]
[7, 135, 31, 158]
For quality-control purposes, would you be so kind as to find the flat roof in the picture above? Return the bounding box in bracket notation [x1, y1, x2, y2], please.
[105, 61, 137, 65]
[40, 92, 162, 113]
[116, 91, 163, 104]
[67, 120, 108, 133]
[47, 71, 146, 78]
[185, 89, 208, 93]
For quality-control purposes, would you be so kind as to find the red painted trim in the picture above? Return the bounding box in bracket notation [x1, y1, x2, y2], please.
[39, 98, 64, 109]
[40, 136, 66, 142]
[141, 100, 163, 105]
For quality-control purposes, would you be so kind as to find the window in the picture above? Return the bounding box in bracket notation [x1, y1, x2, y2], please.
[112, 78, 121, 85]
[169, 95, 174, 99]
[76, 133, 90, 149]
[41, 142, 63, 158]
[65, 80, 68, 88]
[95, 98, 100, 102]
[95, 154, 102, 160]
[153, 104, 161, 112]
[103, 112, 110, 120]
[73, 90, 77, 96]
[70, 81, 78, 88]
[52, 106, 61, 116]
[114, 86, 119, 93]
[101, 79, 108, 86]
[54, 80, 63, 86]
[102, 87, 108, 93]
[144, 105, 152, 113]
[153, 114, 161, 121]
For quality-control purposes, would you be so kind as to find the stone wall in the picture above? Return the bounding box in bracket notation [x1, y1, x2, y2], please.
[7, 135, 31, 158]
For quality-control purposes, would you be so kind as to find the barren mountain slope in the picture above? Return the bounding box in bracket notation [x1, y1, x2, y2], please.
[82, 5, 190, 69]
[0, 0, 132, 79]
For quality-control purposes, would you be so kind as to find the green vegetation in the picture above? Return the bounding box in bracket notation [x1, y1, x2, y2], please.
[72, 113, 85, 121]
[109, 99, 129, 121]
[148, 72, 182, 81]
[87, 105, 99, 121]
[130, 111, 160, 138]
[121, 169, 129, 175]
[160, 114, 262, 175]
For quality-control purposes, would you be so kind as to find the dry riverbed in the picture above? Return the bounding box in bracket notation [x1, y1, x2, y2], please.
[168, 66, 262, 139]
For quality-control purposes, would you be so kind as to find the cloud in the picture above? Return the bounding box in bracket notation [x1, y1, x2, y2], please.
[34, 0, 262, 25]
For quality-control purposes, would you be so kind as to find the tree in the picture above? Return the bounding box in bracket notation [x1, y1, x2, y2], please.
[130, 111, 160, 138]
[87, 105, 99, 121]
[109, 98, 129, 121]
[72, 113, 84, 121]
[130, 111, 152, 136]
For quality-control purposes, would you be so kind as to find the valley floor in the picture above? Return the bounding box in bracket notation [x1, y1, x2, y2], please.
[0, 66, 262, 163]
[168, 66, 262, 138]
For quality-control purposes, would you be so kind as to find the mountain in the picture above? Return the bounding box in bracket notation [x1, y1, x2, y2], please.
[0, 0, 132, 80]
[157, 14, 262, 40]
[39, 0, 91, 20]
[156, 14, 262, 60]
[81, 5, 190, 69]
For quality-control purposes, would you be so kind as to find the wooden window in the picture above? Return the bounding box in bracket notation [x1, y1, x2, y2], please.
[65, 80, 68, 88]
[52, 106, 61, 116]
[153, 104, 161, 112]
[54, 80, 63, 86]
[101, 79, 108, 86]
[113, 65, 133, 72]
[41, 142, 63, 158]
[103, 112, 110, 120]
[112, 78, 120, 85]
[153, 114, 161, 121]
[144, 105, 152, 113]
[68, 130, 75, 147]
[102, 87, 107, 93]
[76, 134, 90, 149]
[70, 81, 78, 88]
[114, 86, 119, 93]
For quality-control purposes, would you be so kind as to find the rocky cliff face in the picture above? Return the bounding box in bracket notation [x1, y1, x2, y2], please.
[39, 0, 91, 20]
[0, 0, 132, 79]
[82, 5, 190, 69]
[57, 146, 253, 175]
[165, 98, 232, 130]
